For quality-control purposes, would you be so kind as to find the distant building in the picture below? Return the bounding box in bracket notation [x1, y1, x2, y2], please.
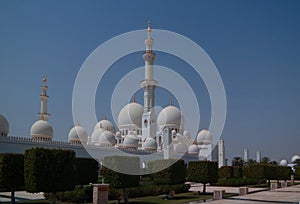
[256, 151, 261, 163]
[218, 139, 225, 168]
[244, 148, 249, 162]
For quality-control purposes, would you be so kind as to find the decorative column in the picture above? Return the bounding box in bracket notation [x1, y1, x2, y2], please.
[93, 184, 109, 204]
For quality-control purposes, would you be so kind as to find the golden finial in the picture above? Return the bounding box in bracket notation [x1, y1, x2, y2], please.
[76, 122, 80, 126]
[147, 20, 151, 32]
[103, 112, 106, 120]
[170, 98, 173, 106]
[132, 95, 136, 103]
[42, 74, 47, 85]
[100, 123, 103, 128]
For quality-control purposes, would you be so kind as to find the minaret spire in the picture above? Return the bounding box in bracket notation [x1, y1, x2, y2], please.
[38, 74, 50, 121]
[140, 21, 158, 149]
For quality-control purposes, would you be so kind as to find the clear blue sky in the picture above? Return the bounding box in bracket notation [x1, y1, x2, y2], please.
[0, 0, 299, 162]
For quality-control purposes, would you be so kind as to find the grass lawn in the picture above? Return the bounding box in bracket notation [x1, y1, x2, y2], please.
[108, 192, 212, 204]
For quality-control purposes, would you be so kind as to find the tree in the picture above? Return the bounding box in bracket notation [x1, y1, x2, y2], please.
[24, 148, 76, 204]
[76, 158, 98, 186]
[232, 157, 244, 167]
[0, 154, 24, 204]
[247, 159, 256, 165]
[187, 161, 218, 193]
[260, 157, 271, 164]
[101, 156, 140, 204]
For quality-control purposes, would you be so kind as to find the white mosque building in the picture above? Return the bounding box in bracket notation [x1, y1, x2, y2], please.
[0, 22, 225, 167]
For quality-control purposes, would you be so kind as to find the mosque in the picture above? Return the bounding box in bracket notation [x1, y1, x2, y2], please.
[0, 22, 226, 168]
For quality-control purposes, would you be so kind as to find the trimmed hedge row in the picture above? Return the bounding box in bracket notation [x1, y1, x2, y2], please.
[46, 184, 190, 202]
[45, 186, 93, 203]
[108, 184, 190, 200]
[216, 178, 266, 187]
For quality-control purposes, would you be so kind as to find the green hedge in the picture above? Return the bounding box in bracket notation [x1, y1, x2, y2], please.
[76, 158, 98, 185]
[45, 186, 93, 203]
[148, 159, 186, 185]
[294, 166, 300, 180]
[219, 166, 233, 179]
[233, 166, 243, 178]
[24, 148, 76, 193]
[101, 156, 140, 189]
[46, 184, 190, 202]
[109, 184, 190, 200]
[216, 178, 266, 187]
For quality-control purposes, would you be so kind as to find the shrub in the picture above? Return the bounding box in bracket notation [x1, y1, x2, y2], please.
[76, 158, 98, 185]
[219, 166, 233, 179]
[24, 148, 76, 204]
[0, 153, 24, 204]
[187, 161, 218, 193]
[216, 178, 264, 187]
[108, 184, 190, 200]
[233, 166, 243, 178]
[47, 185, 93, 203]
[148, 159, 186, 185]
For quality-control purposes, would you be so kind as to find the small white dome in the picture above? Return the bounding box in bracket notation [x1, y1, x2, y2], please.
[91, 128, 104, 144]
[0, 114, 9, 136]
[157, 105, 184, 130]
[174, 143, 187, 153]
[188, 144, 199, 155]
[68, 125, 88, 143]
[197, 129, 212, 145]
[98, 130, 115, 147]
[31, 120, 53, 138]
[183, 131, 191, 138]
[123, 131, 138, 148]
[116, 131, 121, 137]
[143, 138, 157, 150]
[291, 155, 300, 163]
[280, 159, 288, 166]
[118, 102, 143, 129]
[171, 129, 177, 135]
[94, 119, 115, 133]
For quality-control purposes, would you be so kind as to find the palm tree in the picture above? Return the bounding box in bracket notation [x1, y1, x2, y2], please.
[260, 157, 271, 164]
[232, 157, 244, 166]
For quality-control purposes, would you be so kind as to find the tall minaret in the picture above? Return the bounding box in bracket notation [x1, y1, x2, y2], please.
[141, 21, 158, 149]
[38, 75, 51, 121]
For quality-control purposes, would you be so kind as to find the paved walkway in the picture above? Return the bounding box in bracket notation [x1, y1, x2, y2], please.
[0, 191, 44, 202]
[189, 183, 266, 194]
[189, 184, 300, 204]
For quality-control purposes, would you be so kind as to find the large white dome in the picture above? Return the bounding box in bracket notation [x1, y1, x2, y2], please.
[68, 125, 88, 143]
[279, 159, 288, 166]
[174, 143, 187, 153]
[31, 120, 53, 139]
[197, 129, 212, 145]
[143, 138, 157, 150]
[118, 102, 143, 129]
[157, 105, 184, 130]
[99, 130, 115, 147]
[94, 119, 115, 133]
[291, 155, 300, 163]
[123, 131, 138, 148]
[0, 114, 9, 136]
